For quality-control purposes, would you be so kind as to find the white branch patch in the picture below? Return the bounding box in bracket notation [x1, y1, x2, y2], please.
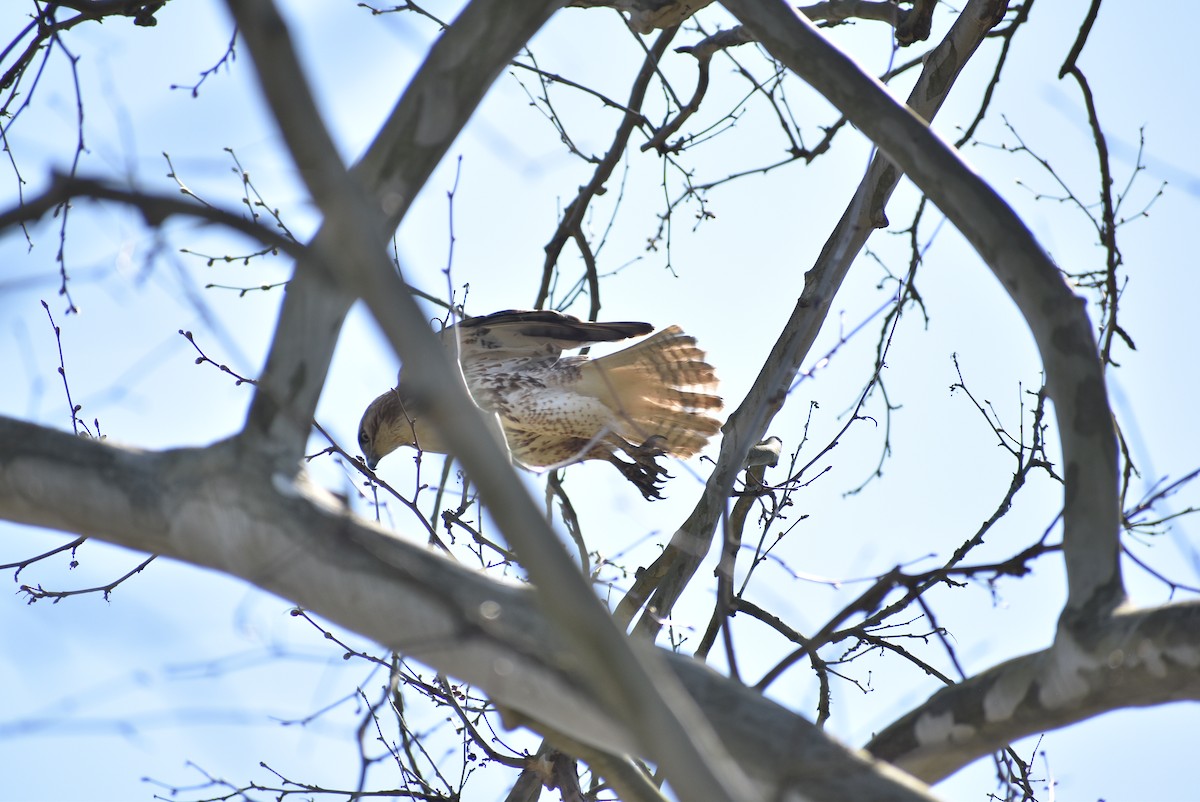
[914, 710, 977, 745]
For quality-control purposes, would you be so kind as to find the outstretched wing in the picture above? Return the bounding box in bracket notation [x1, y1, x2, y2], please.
[443, 309, 653, 364]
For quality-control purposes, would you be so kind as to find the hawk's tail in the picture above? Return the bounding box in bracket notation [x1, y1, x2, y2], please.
[581, 325, 722, 458]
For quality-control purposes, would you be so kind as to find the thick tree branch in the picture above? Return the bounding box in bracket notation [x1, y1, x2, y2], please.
[242, 0, 573, 468]
[618, 0, 1009, 638]
[720, 0, 1121, 630]
[568, 0, 714, 34]
[0, 415, 941, 802]
[867, 601, 1200, 781]
[225, 1, 760, 800]
[799, 0, 903, 29]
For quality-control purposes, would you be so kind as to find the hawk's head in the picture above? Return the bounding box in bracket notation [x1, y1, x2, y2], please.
[357, 388, 439, 470]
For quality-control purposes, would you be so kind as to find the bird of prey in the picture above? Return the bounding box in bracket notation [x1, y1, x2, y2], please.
[357, 309, 722, 499]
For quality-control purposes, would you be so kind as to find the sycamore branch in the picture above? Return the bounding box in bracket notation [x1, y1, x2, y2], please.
[0, 415, 941, 801]
[617, 0, 1009, 639]
[722, 0, 1120, 629]
[867, 601, 1200, 780]
[225, 0, 756, 800]
[240, 0, 569, 468]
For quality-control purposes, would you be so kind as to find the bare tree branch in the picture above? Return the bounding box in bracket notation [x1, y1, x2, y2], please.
[0, 173, 306, 259]
[536, 25, 678, 312]
[721, 0, 1122, 632]
[569, 0, 715, 34]
[241, 0, 580, 468]
[867, 601, 1200, 781]
[0, 415, 942, 801]
[618, 0, 1010, 639]
[224, 0, 758, 800]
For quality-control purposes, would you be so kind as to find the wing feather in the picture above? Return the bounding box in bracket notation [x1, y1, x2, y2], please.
[443, 309, 653, 364]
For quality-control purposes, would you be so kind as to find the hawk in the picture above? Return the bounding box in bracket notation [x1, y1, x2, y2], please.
[357, 309, 722, 499]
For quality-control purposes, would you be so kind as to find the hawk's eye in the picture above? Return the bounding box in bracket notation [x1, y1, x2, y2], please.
[358, 430, 369, 446]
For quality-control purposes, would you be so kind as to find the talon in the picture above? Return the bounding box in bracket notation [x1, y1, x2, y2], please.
[604, 438, 673, 500]
[634, 434, 668, 458]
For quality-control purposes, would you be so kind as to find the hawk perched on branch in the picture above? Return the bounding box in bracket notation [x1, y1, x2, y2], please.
[358, 309, 722, 499]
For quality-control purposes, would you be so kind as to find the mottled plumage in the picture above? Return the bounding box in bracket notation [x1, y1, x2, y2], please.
[358, 309, 722, 499]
